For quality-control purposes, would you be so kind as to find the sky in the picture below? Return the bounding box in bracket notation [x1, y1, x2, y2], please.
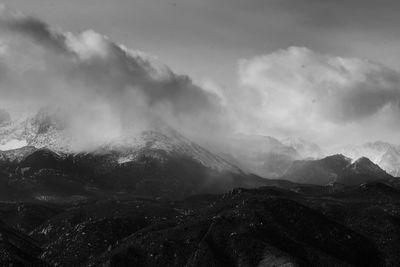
[0, 0, 400, 147]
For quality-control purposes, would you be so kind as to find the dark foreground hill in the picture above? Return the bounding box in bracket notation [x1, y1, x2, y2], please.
[0, 179, 400, 266]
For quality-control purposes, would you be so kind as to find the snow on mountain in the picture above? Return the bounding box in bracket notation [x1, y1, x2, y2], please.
[0, 108, 239, 173]
[0, 111, 30, 150]
[99, 129, 241, 173]
[0, 107, 70, 152]
[3, 107, 396, 178]
[337, 141, 400, 177]
[0, 139, 28, 151]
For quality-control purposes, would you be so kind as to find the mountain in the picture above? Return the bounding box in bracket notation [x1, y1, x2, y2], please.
[337, 157, 393, 185]
[0, 108, 306, 179]
[283, 154, 392, 185]
[0, 146, 271, 201]
[0, 108, 240, 173]
[337, 141, 400, 177]
[283, 154, 351, 185]
[0, 109, 276, 200]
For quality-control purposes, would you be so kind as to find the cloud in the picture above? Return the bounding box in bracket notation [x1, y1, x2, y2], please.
[1, 6, 400, 151]
[273, 0, 400, 30]
[0, 10, 69, 54]
[236, 47, 400, 145]
[0, 7, 230, 150]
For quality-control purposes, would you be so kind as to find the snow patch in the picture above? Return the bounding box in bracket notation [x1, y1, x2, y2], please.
[118, 155, 135, 164]
[0, 139, 27, 151]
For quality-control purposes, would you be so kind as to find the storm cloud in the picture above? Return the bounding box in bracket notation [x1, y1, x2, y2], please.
[0, 7, 230, 149]
[1, 7, 400, 150]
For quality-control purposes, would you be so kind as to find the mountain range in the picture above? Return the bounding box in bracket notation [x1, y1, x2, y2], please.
[1, 108, 400, 266]
[0, 107, 399, 189]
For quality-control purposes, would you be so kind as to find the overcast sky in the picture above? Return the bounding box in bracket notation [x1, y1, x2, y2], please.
[0, 0, 400, 147]
[3, 0, 400, 85]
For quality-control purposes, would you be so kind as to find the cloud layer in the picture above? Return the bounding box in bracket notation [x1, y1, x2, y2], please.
[236, 47, 400, 145]
[0, 7, 400, 151]
[0, 7, 229, 149]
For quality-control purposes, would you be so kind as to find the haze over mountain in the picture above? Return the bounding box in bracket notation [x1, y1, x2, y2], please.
[1, 2, 400, 266]
[2, 106, 400, 182]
